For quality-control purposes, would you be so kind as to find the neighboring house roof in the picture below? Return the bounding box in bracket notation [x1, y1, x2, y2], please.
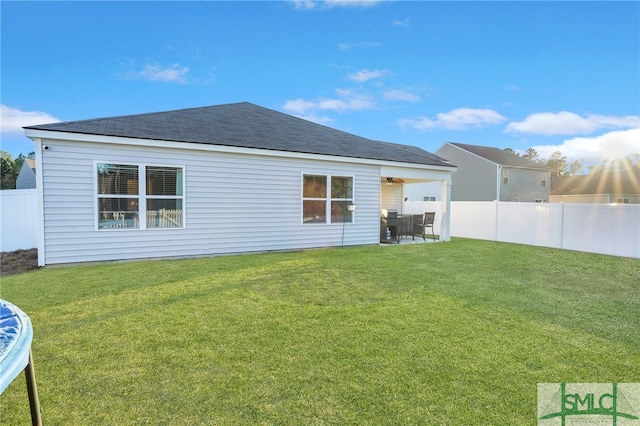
[446, 142, 549, 170]
[551, 174, 640, 195]
[24, 158, 35, 173]
[16, 158, 37, 189]
[25, 102, 453, 168]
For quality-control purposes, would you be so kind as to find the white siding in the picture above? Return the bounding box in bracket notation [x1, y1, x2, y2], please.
[381, 183, 403, 212]
[40, 140, 382, 265]
[437, 144, 497, 201]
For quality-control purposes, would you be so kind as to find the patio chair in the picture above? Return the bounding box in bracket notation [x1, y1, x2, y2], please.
[416, 212, 436, 241]
[386, 211, 400, 243]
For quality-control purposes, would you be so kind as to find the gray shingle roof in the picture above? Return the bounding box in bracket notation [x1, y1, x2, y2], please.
[449, 142, 548, 170]
[551, 174, 640, 195]
[25, 102, 452, 167]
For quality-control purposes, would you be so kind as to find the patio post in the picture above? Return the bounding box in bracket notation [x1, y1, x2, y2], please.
[440, 179, 452, 241]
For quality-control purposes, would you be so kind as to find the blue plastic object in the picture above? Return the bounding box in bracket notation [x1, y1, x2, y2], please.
[0, 299, 34, 394]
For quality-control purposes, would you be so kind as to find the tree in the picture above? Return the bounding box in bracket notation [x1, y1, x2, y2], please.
[594, 153, 640, 180]
[544, 151, 569, 179]
[567, 159, 585, 176]
[521, 148, 540, 164]
[503, 147, 584, 177]
[1, 151, 17, 189]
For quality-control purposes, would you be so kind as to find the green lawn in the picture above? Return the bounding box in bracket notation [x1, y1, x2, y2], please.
[1, 239, 639, 425]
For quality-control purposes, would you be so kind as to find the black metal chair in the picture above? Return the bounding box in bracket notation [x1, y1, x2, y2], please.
[386, 211, 400, 243]
[416, 212, 436, 241]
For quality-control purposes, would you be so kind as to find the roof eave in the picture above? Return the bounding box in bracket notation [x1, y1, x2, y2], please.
[25, 128, 456, 170]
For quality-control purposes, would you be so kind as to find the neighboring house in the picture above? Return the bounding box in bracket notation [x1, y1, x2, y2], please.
[551, 173, 640, 204]
[435, 142, 551, 202]
[25, 102, 456, 266]
[16, 158, 36, 189]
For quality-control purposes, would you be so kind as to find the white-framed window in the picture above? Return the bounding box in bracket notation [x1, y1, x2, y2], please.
[502, 169, 510, 185]
[96, 162, 184, 230]
[617, 198, 630, 204]
[541, 173, 547, 187]
[423, 196, 436, 202]
[302, 174, 354, 224]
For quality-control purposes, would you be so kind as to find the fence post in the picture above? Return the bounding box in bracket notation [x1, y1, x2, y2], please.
[494, 200, 499, 241]
[559, 201, 565, 249]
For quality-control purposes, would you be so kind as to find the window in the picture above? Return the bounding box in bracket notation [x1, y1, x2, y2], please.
[97, 163, 139, 229]
[302, 175, 327, 223]
[303, 174, 353, 224]
[97, 163, 184, 230]
[146, 166, 183, 228]
[617, 198, 629, 204]
[331, 176, 354, 223]
[423, 196, 436, 202]
[502, 169, 509, 185]
[541, 173, 547, 187]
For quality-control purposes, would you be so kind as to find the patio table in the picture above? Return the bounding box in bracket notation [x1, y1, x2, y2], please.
[0, 299, 42, 425]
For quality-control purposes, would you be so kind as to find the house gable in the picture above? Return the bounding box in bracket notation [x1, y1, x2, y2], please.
[436, 142, 550, 202]
[16, 158, 37, 189]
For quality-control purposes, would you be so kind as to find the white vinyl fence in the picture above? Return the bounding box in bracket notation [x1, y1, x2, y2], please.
[2, 190, 639, 259]
[0, 189, 38, 252]
[406, 200, 640, 259]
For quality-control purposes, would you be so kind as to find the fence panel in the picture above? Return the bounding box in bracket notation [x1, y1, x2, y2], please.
[561, 203, 640, 258]
[497, 202, 564, 248]
[451, 201, 497, 240]
[404, 200, 639, 258]
[2, 194, 639, 258]
[0, 189, 38, 252]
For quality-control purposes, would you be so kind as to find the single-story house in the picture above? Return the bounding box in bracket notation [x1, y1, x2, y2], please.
[16, 158, 36, 189]
[551, 173, 640, 204]
[25, 102, 456, 266]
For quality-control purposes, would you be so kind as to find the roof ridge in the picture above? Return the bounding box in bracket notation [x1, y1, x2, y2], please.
[23, 101, 254, 129]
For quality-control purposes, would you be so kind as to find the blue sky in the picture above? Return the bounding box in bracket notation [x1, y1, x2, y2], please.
[2, 1, 639, 169]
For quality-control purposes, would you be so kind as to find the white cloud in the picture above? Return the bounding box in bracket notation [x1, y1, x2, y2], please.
[127, 63, 190, 83]
[531, 128, 640, 165]
[383, 89, 421, 103]
[292, 0, 386, 10]
[338, 41, 382, 51]
[347, 68, 390, 83]
[1, 105, 60, 135]
[392, 18, 410, 28]
[506, 111, 640, 136]
[283, 89, 376, 123]
[398, 108, 507, 131]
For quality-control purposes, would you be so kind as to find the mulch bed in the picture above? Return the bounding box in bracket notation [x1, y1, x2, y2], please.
[1, 249, 39, 277]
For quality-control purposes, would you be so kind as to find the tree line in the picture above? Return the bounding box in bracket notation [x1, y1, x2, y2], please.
[1, 151, 35, 190]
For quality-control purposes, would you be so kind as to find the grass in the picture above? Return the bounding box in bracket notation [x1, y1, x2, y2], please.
[1, 238, 638, 425]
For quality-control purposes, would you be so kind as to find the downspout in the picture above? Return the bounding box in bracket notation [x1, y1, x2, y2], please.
[34, 139, 45, 267]
[496, 165, 502, 202]
[495, 165, 501, 241]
